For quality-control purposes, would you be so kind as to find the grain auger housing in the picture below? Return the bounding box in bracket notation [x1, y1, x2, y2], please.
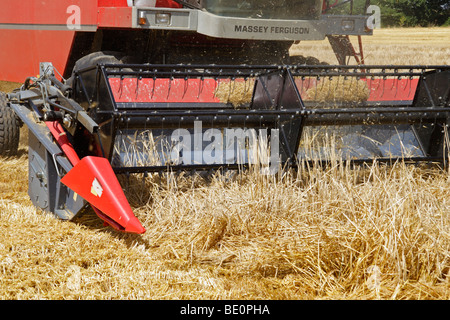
[4, 62, 449, 233]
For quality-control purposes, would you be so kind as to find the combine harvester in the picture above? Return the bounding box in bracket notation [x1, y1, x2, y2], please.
[0, 0, 448, 233]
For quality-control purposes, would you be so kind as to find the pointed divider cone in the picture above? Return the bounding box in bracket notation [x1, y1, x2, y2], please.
[61, 156, 146, 234]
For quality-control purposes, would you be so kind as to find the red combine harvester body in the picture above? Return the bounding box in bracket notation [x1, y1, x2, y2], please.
[0, 0, 179, 82]
[0, 0, 371, 82]
[0, 1, 448, 234]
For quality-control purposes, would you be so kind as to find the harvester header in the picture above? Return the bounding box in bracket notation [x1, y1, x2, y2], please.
[4, 61, 450, 233]
[0, 1, 448, 233]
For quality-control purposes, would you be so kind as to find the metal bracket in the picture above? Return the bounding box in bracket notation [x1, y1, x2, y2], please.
[51, 152, 65, 177]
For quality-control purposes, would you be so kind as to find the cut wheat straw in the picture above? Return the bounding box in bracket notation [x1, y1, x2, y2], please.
[215, 79, 254, 107]
[1, 28, 450, 299]
[305, 76, 370, 103]
[1, 129, 449, 299]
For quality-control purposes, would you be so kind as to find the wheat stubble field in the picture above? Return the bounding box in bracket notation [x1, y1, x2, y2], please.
[0, 28, 449, 300]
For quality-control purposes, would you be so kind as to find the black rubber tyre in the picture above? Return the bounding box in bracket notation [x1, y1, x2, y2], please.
[0, 91, 20, 156]
[290, 55, 327, 66]
[65, 51, 130, 88]
[72, 51, 128, 72]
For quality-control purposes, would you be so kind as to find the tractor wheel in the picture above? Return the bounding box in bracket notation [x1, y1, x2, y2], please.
[72, 51, 130, 72]
[65, 51, 131, 88]
[64, 52, 133, 158]
[0, 91, 20, 156]
[290, 55, 328, 66]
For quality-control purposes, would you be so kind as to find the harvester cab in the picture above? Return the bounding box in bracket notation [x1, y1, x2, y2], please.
[0, 0, 449, 234]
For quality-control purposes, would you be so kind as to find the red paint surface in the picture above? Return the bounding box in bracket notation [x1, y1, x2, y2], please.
[0, 0, 98, 82]
[295, 78, 419, 102]
[109, 77, 222, 103]
[46, 121, 81, 166]
[364, 78, 419, 101]
[61, 156, 146, 234]
[97, 7, 133, 27]
[110, 77, 420, 104]
[0, 30, 76, 82]
[98, 0, 129, 7]
[155, 0, 182, 8]
[46, 120, 145, 234]
[0, 0, 97, 25]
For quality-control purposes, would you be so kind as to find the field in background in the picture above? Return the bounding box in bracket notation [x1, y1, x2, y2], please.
[0, 28, 449, 300]
[291, 27, 450, 65]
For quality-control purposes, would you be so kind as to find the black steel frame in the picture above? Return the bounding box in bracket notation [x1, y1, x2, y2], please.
[70, 63, 450, 174]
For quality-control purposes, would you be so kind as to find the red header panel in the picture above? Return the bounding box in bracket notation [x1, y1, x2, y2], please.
[109, 78, 221, 103]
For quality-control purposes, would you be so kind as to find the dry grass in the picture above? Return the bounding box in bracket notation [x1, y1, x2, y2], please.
[305, 76, 370, 103]
[214, 79, 255, 107]
[214, 77, 371, 106]
[290, 27, 450, 65]
[0, 82, 20, 93]
[1, 27, 450, 300]
[1, 143, 449, 300]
